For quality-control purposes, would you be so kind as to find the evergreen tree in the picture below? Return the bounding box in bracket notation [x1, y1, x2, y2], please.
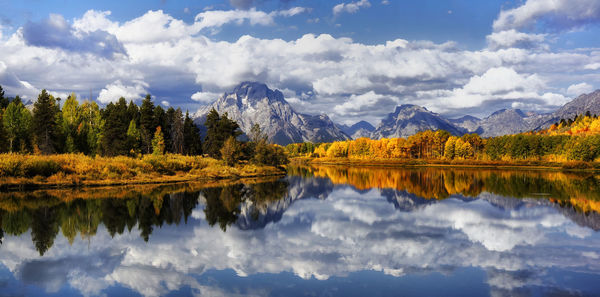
[139, 94, 155, 154]
[100, 98, 129, 156]
[154, 106, 168, 151]
[183, 111, 202, 155]
[0, 84, 8, 110]
[3, 99, 32, 152]
[203, 109, 241, 158]
[32, 89, 60, 154]
[127, 100, 140, 125]
[152, 126, 165, 155]
[170, 108, 184, 154]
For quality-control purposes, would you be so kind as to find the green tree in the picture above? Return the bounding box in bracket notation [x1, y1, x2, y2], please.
[100, 98, 129, 156]
[32, 89, 61, 154]
[170, 108, 184, 154]
[0, 84, 8, 110]
[79, 101, 102, 155]
[139, 94, 155, 154]
[183, 111, 202, 155]
[126, 119, 142, 155]
[203, 109, 241, 158]
[2, 99, 32, 152]
[152, 126, 165, 155]
[61, 93, 80, 153]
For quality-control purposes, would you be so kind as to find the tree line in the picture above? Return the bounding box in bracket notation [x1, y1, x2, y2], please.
[285, 113, 600, 162]
[0, 85, 288, 167]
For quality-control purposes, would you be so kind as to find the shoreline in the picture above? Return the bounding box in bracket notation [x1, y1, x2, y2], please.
[294, 157, 600, 172]
[0, 153, 286, 191]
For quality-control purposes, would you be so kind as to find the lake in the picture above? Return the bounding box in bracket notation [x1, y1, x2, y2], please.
[1, 166, 600, 296]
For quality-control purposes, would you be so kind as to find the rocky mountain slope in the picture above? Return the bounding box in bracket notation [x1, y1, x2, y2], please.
[193, 82, 349, 145]
[338, 120, 375, 139]
[370, 105, 465, 139]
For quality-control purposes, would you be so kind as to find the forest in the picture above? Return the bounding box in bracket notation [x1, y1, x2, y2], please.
[0, 85, 288, 183]
[286, 114, 600, 164]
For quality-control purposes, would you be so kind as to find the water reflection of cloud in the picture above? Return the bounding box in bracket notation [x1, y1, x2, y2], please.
[1, 183, 600, 296]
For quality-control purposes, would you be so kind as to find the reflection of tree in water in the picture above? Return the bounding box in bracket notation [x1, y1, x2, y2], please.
[0, 180, 289, 255]
[202, 180, 289, 231]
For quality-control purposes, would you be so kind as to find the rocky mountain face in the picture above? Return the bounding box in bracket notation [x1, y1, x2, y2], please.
[468, 109, 550, 137]
[370, 105, 465, 139]
[339, 120, 375, 139]
[193, 82, 349, 145]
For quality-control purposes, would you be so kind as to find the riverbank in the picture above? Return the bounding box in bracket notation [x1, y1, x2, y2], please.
[292, 157, 600, 171]
[0, 153, 285, 190]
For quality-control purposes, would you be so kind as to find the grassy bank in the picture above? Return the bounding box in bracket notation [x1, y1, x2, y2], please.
[0, 153, 285, 190]
[296, 157, 600, 171]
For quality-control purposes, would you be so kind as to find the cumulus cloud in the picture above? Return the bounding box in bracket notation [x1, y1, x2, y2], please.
[493, 0, 600, 31]
[0, 9, 597, 120]
[567, 82, 594, 97]
[97, 80, 148, 103]
[486, 29, 546, 50]
[333, 0, 371, 16]
[191, 91, 221, 103]
[21, 13, 126, 58]
[417, 67, 568, 111]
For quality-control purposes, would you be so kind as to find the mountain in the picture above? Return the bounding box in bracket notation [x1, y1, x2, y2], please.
[476, 109, 551, 137]
[449, 115, 481, 133]
[193, 82, 350, 145]
[339, 120, 375, 139]
[371, 104, 465, 139]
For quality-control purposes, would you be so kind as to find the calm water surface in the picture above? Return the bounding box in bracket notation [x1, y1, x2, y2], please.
[1, 166, 600, 296]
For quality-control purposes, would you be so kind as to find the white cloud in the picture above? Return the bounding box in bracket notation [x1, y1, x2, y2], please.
[191, 91, 221, 103]
[0, 9, 598, 121]
[160, 100, 170, 106]
[417, 67, 568, 110]
[567, 82, 594, 97]
[584, 62, 600, 70]
[493, 0, 600, 31]
[97, 80, 148, 103]
[486, 29, 546, 50]
[333, 0, 371, 16]
[72, 10, 119, 34]
[277, 7, 311, 17]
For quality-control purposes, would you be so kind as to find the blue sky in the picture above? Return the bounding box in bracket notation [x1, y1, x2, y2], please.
[0, 0, 599, 124]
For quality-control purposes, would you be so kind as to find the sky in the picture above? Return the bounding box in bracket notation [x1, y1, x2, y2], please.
[0, 0, 599, 124]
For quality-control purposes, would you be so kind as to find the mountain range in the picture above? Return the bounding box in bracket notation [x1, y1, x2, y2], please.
[193, 82, 600, 145]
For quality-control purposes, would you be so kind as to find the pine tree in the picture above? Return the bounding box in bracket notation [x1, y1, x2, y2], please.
[139, 94, 155, 154]
[183, 111, 202, 155]
[100, 98, 129, 156]
[170, 108, 184, 154]
[203, 109, 241, 158]
[32, 89, 60, 154]
[154, 106, 168, 152]
[0, 84, 8, 110]
[152, 126, 165, 155]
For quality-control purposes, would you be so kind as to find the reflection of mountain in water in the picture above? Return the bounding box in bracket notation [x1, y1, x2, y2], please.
[236, 176, 334, 230]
